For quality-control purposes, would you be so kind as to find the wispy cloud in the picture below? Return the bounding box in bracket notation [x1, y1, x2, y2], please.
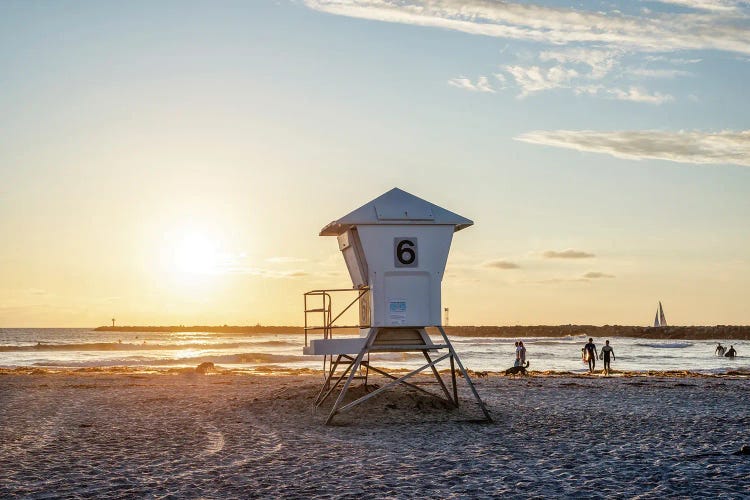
[516, 129, 750, 167]
[627, 68, 692, 79]
[265, 256, 309, 263]
[528, 272, 614, 284]
[539, 48, 622, 79]
[653, 0, 747, 12]
[504, 65, 579, 97]
[304, 1, 747, 101]
[448, 76, 495, 93]
[543, 250, 595, 259]
[304, 1, 750, 55]
[583, 271, 615, 279]
[483, 260, 521, 269]
[220, 266, 310, 278]
[643, 56, 702, 65]
[607, 86, 674, 104]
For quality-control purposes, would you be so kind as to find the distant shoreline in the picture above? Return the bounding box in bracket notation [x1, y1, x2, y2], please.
[94, 324, 750, 340]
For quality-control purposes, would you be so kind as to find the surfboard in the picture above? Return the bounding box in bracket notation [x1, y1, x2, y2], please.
[582, 348, 588, 364]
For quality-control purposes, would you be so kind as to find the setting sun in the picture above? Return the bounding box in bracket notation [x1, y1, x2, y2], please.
[171, 232, 219, 275]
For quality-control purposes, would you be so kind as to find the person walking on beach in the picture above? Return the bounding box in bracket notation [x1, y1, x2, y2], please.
[513, 341, 519, 366]
[599, 340, 615, 376]
[715, 343, 726, 356]
[584, 338, 597, 373]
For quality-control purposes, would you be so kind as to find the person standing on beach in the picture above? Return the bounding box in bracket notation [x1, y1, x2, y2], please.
[515, 341, 527, 367]
[599, 340, 615, 376]
[513, 341, 520, 366]
[584, 338, 597, 373]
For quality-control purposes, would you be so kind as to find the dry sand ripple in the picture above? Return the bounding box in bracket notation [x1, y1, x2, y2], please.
[0, 371, 748, 498]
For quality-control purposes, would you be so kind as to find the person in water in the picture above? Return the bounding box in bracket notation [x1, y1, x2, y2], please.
[725, 345, 737, 358]
[715, 343, 726, 356]
[599, 340, 615, 376]
[584, 338, 597, 373]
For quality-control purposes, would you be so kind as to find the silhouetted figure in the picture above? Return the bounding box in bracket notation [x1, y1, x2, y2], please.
[584, 338, 597, 373]
[715, 343, 725, 356]
[725, 346, 737, 358]
[599, 340, 615, 376]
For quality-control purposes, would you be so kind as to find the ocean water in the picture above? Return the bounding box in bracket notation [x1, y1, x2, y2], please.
[0, 328, 747, 375]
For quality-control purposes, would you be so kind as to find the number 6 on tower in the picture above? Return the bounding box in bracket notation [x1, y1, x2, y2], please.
[394, 238, 418, 267]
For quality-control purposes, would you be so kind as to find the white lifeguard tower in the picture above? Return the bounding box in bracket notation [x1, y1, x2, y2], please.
[303, 188, 491, 424]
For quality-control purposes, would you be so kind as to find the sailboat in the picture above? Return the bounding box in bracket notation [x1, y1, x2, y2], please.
[653, 301, 667, 327]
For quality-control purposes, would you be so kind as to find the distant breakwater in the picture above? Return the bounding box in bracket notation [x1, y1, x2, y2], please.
[95, 325, 305, 334]
[442, 325, 750, 340]
[95, 325, 750, 340]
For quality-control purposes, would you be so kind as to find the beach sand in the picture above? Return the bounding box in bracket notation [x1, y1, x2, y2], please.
[1, 369, 748, 498]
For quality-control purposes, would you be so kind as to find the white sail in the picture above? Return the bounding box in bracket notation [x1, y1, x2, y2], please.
[659, 301, 667, 326]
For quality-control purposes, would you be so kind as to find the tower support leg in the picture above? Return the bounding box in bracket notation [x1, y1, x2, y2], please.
[324, 333, 376, 425]
[438, 326, 493, 422]
[423, 351, 457, 406]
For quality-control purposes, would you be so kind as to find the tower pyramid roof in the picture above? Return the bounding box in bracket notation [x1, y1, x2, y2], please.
[319, 187, 473, 236]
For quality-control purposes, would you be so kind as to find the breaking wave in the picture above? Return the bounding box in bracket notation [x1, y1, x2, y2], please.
[0, 341, 298, 352]
[31, 352, 308, 368]
[635, 342, 693, 349]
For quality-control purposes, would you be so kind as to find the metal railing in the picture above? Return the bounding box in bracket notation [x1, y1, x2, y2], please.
[303, 287, 370, 347]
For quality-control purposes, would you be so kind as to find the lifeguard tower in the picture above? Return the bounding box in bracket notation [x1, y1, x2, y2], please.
[303, 188, 492, 424]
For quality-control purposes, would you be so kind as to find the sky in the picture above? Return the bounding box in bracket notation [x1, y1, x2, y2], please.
[1, 0, 749, 327]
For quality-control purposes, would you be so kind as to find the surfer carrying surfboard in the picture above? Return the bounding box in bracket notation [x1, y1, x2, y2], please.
[583, 338, 597, 373]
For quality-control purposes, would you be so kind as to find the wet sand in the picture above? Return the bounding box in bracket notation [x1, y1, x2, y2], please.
[1, 369, 748, 498]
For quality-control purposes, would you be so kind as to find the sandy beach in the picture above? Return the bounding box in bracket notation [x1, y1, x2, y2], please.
[1, 368, 748, 498]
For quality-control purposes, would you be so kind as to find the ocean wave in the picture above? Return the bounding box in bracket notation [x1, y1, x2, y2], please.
[0, 341, 287, 352]
[250, 340, 300, 348]
[453, 335, 582, 345]
[30, 351, 309, 367]
[635, 342, 693, 349]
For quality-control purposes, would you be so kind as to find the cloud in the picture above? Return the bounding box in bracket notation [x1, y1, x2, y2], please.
[504, 65, 579, 97]
[543, 250, 595, 259]
[607, 86, 674, 104]
[265, 256, 309, 263]
[483, 260, 521, 269]
[539, 48, 622, 80]
[305, 1, 750, 103]
[448, 76, 495, 93]
[627, 68, 692, 79]
[643, 56, 702, 65]
[285, 271, 310, 278]
[221, 266, 310, 278]
[582, 271, 615, 279]
[653, 0, 747, 11]
[304, 1, 750, 55]
[502, 51, 677, 101]
[515, 129, 750, 167]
